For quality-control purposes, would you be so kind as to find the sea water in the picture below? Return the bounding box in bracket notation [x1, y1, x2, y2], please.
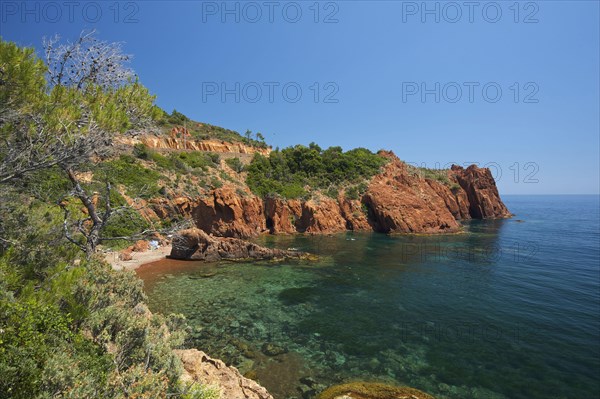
[138, 195, 600, 399]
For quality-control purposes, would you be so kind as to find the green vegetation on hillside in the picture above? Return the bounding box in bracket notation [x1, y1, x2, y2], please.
[0, 36, 217, 398]
[156, 109, 267, 147]
[246, 143, 387, 199]
[133, 144, 220, 174]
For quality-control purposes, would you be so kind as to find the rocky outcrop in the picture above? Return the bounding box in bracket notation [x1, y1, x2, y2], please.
[115, 134, 270, 155]
[149, 153, 510, 238]
[299, 197, 349, 234]
[363, 152, 461, 234]
[193, 187, 266, 238]
[318, 382, 435, 399]
[337, 196, 371, 231]
[451, 164, 512, 219]
[263, 197, 302, 234]
[176, 349, 273, 399]
[150, 196, 199, 220]
[169, 228, 309, 261]
[186, 152, 511, 238]
[263, 196, 366, 234]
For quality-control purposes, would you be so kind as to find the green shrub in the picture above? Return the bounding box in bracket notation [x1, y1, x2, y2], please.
[210, 177, 223, 189]
[345, 186, 359, 200]
[246, 145, 386, 198]
[225, 157, 245, 173]
[418, 168, 451, 186]
[98, 155, 162, 199]
[101, 208, 151, 249]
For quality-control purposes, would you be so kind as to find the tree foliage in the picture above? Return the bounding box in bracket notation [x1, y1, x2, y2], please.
[246, 144, 387, 198]
[0, 36, 218, 398]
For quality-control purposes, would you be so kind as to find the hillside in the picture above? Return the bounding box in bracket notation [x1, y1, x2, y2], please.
[81, 120, 512, 257]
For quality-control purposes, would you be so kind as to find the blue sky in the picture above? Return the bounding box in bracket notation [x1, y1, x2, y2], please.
[1, 1, 598, 194]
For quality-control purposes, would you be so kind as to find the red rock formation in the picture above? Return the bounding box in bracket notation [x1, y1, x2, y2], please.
[185, 153, 510, 237]
[138, 151, 510, 238]
[192, 186, 266, 238]
[363, 152, 462, 234]
[451, 164, 512, 219]
[263, 197, 302, 234]
[299, 198, 348, 234]
[150, 196, 198, 219]
[169, 228, 309, 261]
[264, 196, 369, 234]
[337, 195, 372, 231]
[426, 179, 471, 220]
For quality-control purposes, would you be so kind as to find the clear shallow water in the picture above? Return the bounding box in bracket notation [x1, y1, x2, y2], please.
[138, 195, 600, 399]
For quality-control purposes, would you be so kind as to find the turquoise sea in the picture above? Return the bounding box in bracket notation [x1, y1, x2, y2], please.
[138, 195, 600, 399]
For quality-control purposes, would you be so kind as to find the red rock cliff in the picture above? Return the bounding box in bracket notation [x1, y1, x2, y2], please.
[160, 152, 510, 238]
[451, 164, 512, 219]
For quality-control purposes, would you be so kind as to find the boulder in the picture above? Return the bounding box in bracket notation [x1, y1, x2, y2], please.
[318, 382, 436, 399]
[169, 228, 311, 261]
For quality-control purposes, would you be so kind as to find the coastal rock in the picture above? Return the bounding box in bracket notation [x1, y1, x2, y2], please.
[175, 348, 273, 399]
[264, 197, 303, 234]
[167, 153, 511, 238]
[363, 151, 461, 234]
[264, 196, 369, 234]
[261, 342, 288, 356]
[299, 197, 348, 234]
[169, 228, 309, 261]
[132, 240, 150, 252]
[451, 164, 512, 218]
[426, 179, 471, 220]
[337, 196, 371, 231]
[193, 186, 266, 238]
[150, 196, 198, 220]
[118, 249, 133, 261]
[317, 382, 436, 399]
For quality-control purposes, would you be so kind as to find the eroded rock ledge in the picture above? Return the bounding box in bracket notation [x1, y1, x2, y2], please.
[169, 228, 310, 261]
[175, 348, 273, 399]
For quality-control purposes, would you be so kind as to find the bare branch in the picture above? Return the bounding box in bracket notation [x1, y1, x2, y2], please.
[44, 30, 134, 90]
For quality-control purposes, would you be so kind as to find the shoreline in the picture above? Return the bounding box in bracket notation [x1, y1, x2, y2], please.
[106, 245, 172, 271]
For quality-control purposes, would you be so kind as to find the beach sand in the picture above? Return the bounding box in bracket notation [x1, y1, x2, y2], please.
[106, 245, 172, 271]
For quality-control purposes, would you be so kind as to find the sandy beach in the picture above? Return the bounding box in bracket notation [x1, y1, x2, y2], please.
[106, 245, 172, 271]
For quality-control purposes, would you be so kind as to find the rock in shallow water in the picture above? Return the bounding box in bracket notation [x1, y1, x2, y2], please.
[169, 228, 315, 261]
[317, 382, 436, 399]
[261, 342, 288, 356]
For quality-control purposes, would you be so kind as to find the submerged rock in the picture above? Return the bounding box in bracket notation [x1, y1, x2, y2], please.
[261, 342, 288, 356]
[317, 382, 436, 399]
[169, 228, 313, 261]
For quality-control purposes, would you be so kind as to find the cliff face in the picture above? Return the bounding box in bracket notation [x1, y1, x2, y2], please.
[193, 187, 266, 238]
[115, 134, 270, 155]
[180, 152, 510, 238]
[362, 151, 461, 234]
[122, 150, 510, 237]
[452, 164, 512, 219]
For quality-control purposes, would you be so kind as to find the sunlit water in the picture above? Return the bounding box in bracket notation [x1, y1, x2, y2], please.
[138, 195, 600, 399]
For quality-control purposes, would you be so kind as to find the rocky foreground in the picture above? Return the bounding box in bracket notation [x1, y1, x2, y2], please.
[176, 349, 273, 399]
